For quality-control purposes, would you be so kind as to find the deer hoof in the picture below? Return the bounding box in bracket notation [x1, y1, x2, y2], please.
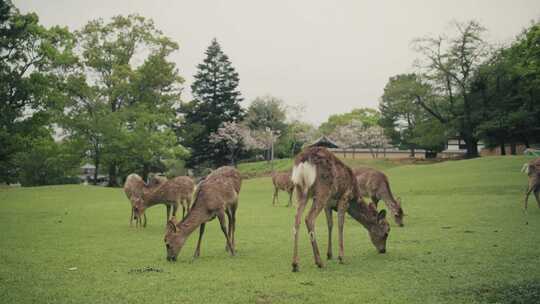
[316, 262, 324, 268]
[292, 263, 299, 272]
[327, 253, 333, 260]
[338, 256, 344, 264]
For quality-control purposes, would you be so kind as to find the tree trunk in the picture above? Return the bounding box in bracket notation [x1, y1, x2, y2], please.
[463, 135, 479, 158]
[107, 163, 119, 187]
[142, 163, 150, 182]
[410, 148, 416, 158]
[510, 143, 517, 155]
[93, 158, 99, 185]
[500, 141, 506, 156]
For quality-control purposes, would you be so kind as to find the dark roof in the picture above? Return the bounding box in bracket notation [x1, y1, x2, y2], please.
[309, 136, 339, 148]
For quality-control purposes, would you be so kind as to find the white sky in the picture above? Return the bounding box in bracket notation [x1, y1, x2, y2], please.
[15, 0, 540, 125]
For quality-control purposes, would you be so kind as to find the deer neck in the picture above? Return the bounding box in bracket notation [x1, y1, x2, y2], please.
[346, 198, 377, 230]
[176, 204, 211, 237]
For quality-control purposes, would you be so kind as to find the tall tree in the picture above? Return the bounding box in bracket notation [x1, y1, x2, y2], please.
[472, 22, 540, 153]
[412, 20, 492, 157]
[60, 15, 185, 185]
[180, 38, 244, 167]
[380, 73, 446, 155]
[319, 108, 380, 135]
[0, 0, 75, 183]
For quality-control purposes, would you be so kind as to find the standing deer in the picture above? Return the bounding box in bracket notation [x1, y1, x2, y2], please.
[522, 158, 540, 210]
[353, 167, 405, 227]
[164, 166, 241, 261]
[290, 146, 390, 272]
[272, 171, 294, 207]
[124, 174, 195, 227]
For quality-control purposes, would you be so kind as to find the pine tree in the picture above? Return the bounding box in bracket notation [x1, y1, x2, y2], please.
[181, 39, 244, 167]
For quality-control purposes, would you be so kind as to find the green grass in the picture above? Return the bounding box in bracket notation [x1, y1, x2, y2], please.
[1, 156, 540, 303]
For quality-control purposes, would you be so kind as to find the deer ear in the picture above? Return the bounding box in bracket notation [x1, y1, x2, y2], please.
[167, 220, 177, 233]
[377, 210, 387, 222]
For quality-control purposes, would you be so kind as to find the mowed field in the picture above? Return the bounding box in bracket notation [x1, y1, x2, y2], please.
[1, 156, 540, 303]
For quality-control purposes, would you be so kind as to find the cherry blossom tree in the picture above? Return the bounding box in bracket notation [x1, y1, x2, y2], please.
[209, 122, 262, 166]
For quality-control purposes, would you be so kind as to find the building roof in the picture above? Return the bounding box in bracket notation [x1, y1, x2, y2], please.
[81, 163, 96, 169]
[309, 136, 339, 148]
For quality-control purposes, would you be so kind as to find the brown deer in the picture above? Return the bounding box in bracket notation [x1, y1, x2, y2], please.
[164, 166, 241, 261]
[272, 171, 294, 207]
[353, 167, 405, 227]
[124, 174, 195, 227]
[290, 146, 390, 272]
[522, 158, 540, 210]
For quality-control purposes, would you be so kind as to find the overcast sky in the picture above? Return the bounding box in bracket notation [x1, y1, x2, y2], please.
[15, 0, 540, 125]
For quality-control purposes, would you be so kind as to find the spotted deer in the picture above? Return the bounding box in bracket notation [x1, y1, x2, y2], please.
[522, 158, 540, 210]
[290, 146, 390, 272]
[123, 174, 195, 227]
[164, 166, 241, 261]
[353, 167, 405, 227]
[272, 171, 294, 207]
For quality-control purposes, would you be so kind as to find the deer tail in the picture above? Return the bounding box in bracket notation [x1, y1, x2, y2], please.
[291, 161, 317, 195]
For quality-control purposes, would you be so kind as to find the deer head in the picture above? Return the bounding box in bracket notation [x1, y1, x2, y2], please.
[366, 204, 390, 253]
[164, 218, 187, 261]
[132, 197, 146, 221]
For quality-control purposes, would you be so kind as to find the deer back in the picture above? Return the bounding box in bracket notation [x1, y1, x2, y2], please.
[192, 166, 241, 211]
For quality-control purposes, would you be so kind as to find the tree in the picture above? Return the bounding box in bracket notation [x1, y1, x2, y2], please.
[358, 126, 391, 158]
[319, 108, 381, 135]
[209, 122, 261, 166]
[412, 20, 492, 157]
[60, 14, 185, 185]
[380, 73, 446, 155]
[245, 95, 287, 134]
[0, 0, 76, 183]
[472, 22, 540, 153]
[180, 38, 244, 167]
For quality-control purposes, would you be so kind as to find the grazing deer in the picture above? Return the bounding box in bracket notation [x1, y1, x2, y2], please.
[290, 146, 390, 272]
[522, 158, 540, 210]
[353, 167, 405, 227]
[272, 171, 294, 207]
[124, 174, 195, 227]
[164, 166, 241, 261]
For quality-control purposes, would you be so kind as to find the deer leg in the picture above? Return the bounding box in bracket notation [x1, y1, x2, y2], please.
[186, 196, 192, 213]
[292, 189, 309, 272]
[273, 188, 279, 206]
[225, 209, 233, 252]
[371, 196, 380, 207]
[288, 190, 293, 207]
[217, 211, 235, 256]
[166, 204, 171, 222]
[130, 208, 134, 227]
[325, 208, 333, 260]
[193, 223, 206, 258]
[143, 213, 147, 227]
[534, 187, 540, 208]
[305, 201, 325, 268]
[337, 206, 346, 264]
[525, 186, 534, 210]
[231, 204, 237, 250]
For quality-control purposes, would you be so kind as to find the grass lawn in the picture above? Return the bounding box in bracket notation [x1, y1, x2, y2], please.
[1, 156, 540, 303]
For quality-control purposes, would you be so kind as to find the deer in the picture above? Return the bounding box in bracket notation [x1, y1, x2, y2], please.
[164, 166, 241, 261]
[123, 174, 195, 227]
[522, 158, 540, 210]
[272, 171, 294, 207]
[353, 167, 405, 227]
[290, 146, 390, 272]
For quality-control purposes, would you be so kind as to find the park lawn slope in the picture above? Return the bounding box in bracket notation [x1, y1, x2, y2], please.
[1, 155, 539, 303]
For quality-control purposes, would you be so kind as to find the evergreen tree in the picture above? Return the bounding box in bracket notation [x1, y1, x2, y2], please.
[180, 39, 244, 167]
